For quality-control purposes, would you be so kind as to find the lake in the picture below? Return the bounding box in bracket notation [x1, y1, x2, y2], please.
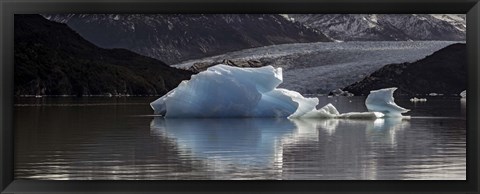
[14, 96, 466, 180]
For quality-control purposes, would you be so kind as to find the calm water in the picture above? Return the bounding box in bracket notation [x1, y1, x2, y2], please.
[14, 96, 466, 180]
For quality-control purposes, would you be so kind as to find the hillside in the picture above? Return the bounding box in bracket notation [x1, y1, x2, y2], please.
[343, 43, 466, 96]
[14, 14, 192, 96]
[43, 14, 331, 64]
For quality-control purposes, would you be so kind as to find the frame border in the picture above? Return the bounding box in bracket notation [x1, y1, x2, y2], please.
[1, 0, 479, 193]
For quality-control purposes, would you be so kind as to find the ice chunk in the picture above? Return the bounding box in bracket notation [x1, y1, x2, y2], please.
[151, 64, 317, 118]
[302, 103, 384, 119]
[460, 90, 466, 98]
[301, 103, 339, 118]
[365, 88, 409, 117]
[152, 65, 404, 118]
[410, 97, 427, 102]
[339, 111, 385, 119]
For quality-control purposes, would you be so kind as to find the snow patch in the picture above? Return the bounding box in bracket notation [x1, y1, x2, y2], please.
[279, 14, 295, 22]
[430, 14, 466, 32]
[370, 14, 378, 23]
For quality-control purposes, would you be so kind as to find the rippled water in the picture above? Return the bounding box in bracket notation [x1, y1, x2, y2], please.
[14, 96, 466, 180]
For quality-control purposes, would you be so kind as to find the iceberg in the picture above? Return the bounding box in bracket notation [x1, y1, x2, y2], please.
[151, 65, 408, 118]
[151, 64, 317, 118]
[365, 88, 409, 117]
[410, 97, 427, 102]
[460, 90, 466, 98]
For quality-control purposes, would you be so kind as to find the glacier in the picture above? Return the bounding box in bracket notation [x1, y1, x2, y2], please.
[151, 64, 408, 118]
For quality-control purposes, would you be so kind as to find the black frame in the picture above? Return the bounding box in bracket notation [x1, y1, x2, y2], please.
[1, 0, 479, 193]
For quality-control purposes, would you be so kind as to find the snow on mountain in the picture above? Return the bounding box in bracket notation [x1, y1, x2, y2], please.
[43, 14, 331, 64]
[430, 14, 466, 32]
[285, 14, 466, 41]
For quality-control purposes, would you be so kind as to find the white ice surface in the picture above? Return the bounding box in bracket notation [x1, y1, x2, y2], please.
[151, 65, 407, 118]
[301, 103, 384, 119]
[151, 65, 317, 118]
[365, 88, 409, 117]
[460, 90, 466, 98]
[410, 97, 427, 102]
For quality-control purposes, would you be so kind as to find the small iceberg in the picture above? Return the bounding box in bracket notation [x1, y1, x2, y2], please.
[410, 97, 427, 102]
[366, 88, 409, 117]
[151, 65, 408, 118]
[460, 90, 466, 98]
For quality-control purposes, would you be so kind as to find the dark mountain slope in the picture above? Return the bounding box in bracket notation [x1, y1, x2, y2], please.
[343, 43, 466, 96]
[15, 14, 192, 96]
[44, 14, 331, 64]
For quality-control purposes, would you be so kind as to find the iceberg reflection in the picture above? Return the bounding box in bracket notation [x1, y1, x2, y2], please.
[150, 118, 296, 167]
[150, 117, 408, 172]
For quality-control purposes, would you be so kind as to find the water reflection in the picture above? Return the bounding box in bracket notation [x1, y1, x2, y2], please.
[150, 117, 410, 179]
[460, 98, 466, 115]
[15, 97, 466, 180]
[150, 118, 296, 168]
[290, 118, 409, 146]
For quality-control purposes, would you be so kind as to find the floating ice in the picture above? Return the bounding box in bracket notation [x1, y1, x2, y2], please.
[365, 88, 409, 117]
[410, 97, 427, 102]
[301, 103, 384, 119]
[151, 65, 318, 118]
[151, 65, 407, 118]
[460, 90, 466, 98]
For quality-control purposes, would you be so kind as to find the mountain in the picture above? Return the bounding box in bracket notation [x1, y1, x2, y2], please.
[283, 14, 465, 41]
[43, 14, 331, 64]
[173, 41, 456, 95]
[188, 59, 265, 73]
[343, 43, 466, 96]
[15, 14, 192, 96]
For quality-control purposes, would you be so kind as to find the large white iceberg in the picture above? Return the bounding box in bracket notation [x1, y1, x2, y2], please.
[151, 65, 408, 118]
[151, 65, 317, 117]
